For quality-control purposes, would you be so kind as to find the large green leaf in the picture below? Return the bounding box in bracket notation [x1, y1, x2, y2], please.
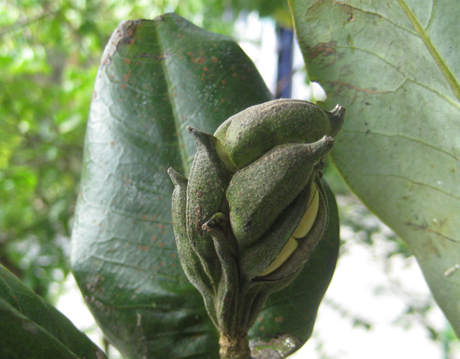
[289, 0, 460, 335]
[0, 265, 106, 359]
[72, 13, 339, 358]
[71, 13, 269, 359]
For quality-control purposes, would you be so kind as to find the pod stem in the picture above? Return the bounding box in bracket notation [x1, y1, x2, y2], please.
[219, 332, 251, 359]
[203, 213, 240, 335]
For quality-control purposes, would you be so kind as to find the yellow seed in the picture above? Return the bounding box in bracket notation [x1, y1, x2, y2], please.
[292, 182, 319, 239]
[258, 237, 298, 276]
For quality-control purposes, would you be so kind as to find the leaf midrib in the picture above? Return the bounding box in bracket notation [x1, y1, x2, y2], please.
[398, 0, 460, 102]
[153, 18, 190, 177]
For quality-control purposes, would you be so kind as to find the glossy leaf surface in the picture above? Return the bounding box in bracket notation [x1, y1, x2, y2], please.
[0, 265, 106, 359]
[71, 13, 338, 358]
[289, 0, 460, 335]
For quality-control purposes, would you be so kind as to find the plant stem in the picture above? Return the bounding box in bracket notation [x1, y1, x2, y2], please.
[219, 331, 251, 359]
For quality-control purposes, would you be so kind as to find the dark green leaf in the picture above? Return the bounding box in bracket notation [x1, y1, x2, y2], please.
[0, 265, 106, 359]
[71, 13, 271, 359]
[72, 13, 338, 358]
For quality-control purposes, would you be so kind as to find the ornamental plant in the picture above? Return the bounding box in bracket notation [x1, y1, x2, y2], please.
[1, 1, 459, 358]
[66, 15, 343, 358]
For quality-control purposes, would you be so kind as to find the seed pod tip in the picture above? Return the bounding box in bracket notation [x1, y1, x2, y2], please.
[167, 167, 186, 186]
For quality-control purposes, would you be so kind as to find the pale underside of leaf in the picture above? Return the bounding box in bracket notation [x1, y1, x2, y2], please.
[289, 0, 460, 336]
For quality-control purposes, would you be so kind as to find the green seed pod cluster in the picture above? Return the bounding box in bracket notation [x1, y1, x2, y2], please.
[168, 99, 344, 347]
[214, 98, 344, 169]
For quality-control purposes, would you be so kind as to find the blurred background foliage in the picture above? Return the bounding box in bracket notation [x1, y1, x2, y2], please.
[0, 0, 290, 301]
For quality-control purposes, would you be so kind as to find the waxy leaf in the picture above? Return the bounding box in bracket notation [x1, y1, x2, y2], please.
[0, 265, 106, 359]
[71, 13, 270, 359]
[72, 13, 339, 358]
[289, 0, 460, 335]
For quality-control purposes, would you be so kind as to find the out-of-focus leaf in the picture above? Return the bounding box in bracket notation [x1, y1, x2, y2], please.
[0, 265, 106, 359]
[289, 0, 460, 336]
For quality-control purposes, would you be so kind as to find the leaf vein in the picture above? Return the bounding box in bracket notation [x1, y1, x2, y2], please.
[398, 0, 460, 102]
[355, 172, 460, 201]
[341, 129, 460, 163]
[326, 0, 418, 36]
[334, 45, 460, 109]
[90, 255, 185, 282]
[80, 194, 172, 225]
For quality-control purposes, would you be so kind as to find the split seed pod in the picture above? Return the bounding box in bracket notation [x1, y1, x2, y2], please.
[168, 99, 344, 338]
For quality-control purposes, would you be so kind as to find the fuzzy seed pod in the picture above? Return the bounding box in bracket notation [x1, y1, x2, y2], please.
[168, 99, 344, 341]
[226, 136, 333, 247]
[185, 127, 232, 287]
[214, 99, 344, 168]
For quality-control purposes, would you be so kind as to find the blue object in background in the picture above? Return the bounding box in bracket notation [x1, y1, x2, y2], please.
[276, 25, 294, 99]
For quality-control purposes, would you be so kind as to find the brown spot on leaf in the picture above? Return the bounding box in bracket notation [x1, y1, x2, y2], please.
[307, 41, 336, 58]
